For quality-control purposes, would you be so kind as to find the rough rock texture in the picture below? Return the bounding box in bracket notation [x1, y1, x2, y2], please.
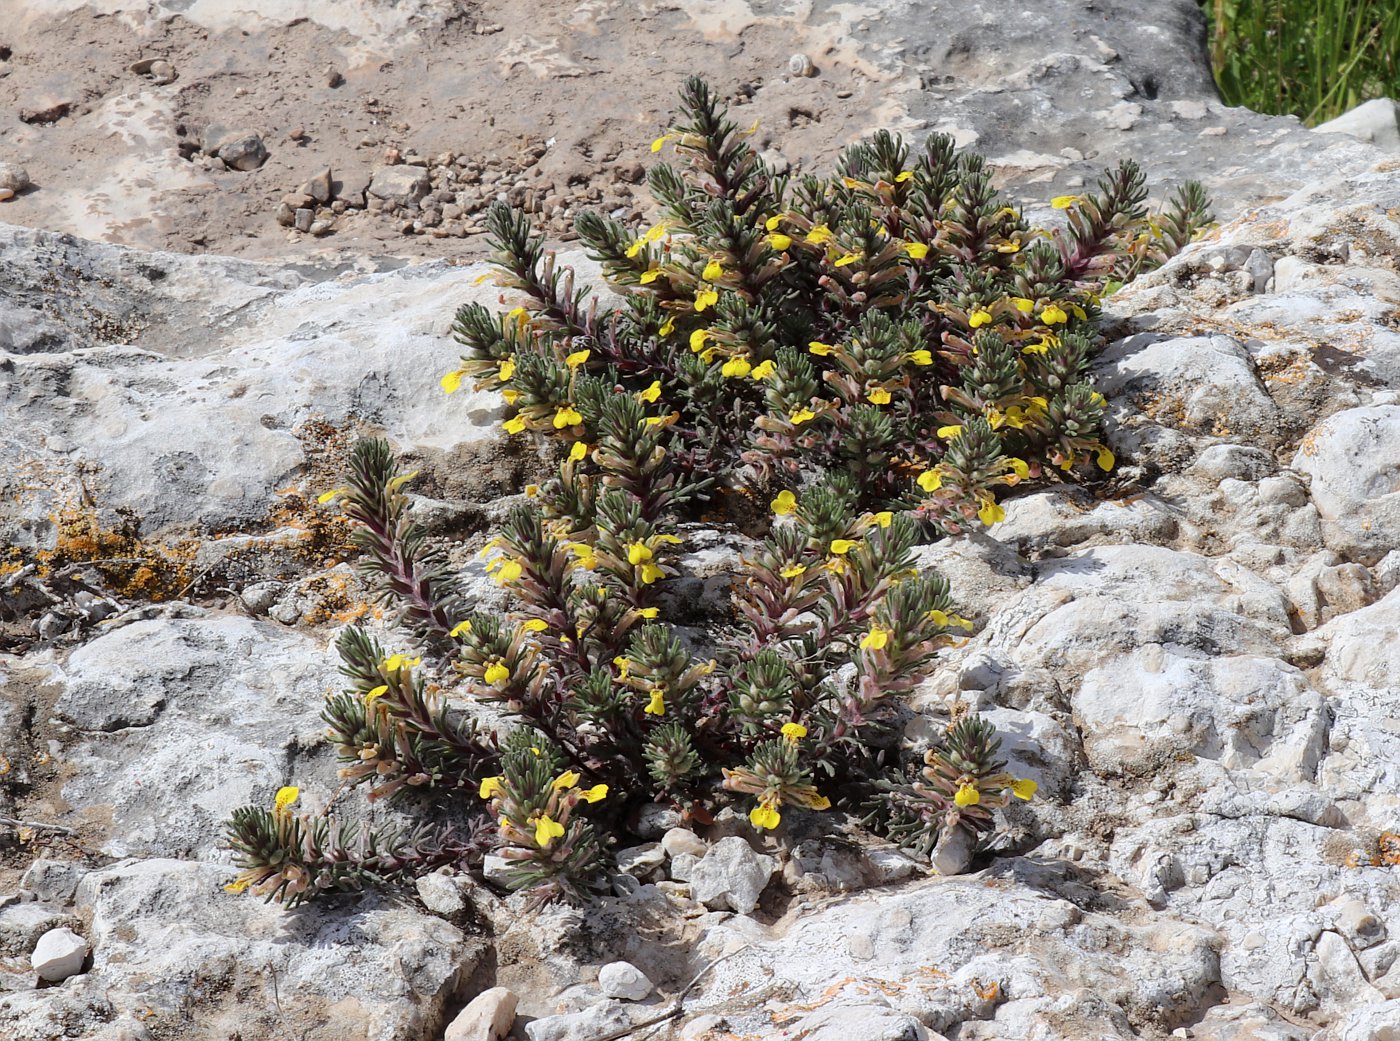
[6, 4, 1400, 1041]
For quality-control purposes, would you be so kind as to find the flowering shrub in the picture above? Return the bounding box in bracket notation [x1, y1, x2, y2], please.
[223, 78, 1209, 907]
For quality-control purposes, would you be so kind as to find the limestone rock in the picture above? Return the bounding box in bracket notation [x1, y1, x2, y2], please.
[687, 837, 777, 914]
[1294, 406, 1400, 565]
[597, 960, 653, 1001]
[445, 987, 518, 1041]
[1314, 98, 1400, 151]
[0, 163, 30, 193]
[660, 827, 707, 859]
[30, 927, 87, 982]
[369, 165, 431, 205]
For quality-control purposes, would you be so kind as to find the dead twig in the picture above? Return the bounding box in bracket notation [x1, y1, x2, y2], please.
[0, 815, 77, 836]
[582, 946, 751, 1041]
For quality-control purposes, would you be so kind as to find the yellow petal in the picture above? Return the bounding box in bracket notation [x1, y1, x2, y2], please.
[552, 770, 581, 790]
[626, 541, 654, 565]
[751, 360, 775, 380]
[749, 801, 782, 830]
[534, 815, 566, 848]
[805, 224, 833, 245]
[833, 252, 863, 268]
[1096, 446, 1116, 472]
[569, 441, 588, 462]
[859, 625, 890, 651]
[639, 379, 662, 403]
[565, 349, 590, 369]
[721, 356, 753, 378]
[694, 287, 719, 311]
[478, 775, 503, 799]
[484, 661, 510, 686]
[1041, 304, 1068, 325]
[639, 562, 664, 585]
[765, 214, 784, 231]
[640, 268, 661, 284]
[937, 424, 963, 439]
[274, 786, 300, 811]
[903, 242, 930, 259]
[637, 607, 659, 619]
[496, 560, 524, 584]
[503, 416, 528, 435]
[908, 349, 933, 366]
[867, 387, 891, 405]
[807, 795, 832, 811]
[703, 259, 724, 281]
[779, 563, 806, 578]
[969, 309, 993, 328]
[1010, 778, 1038, 801]
[645, 690, 666, 716]
[781, 722, 808, 742]
[978, 500, 1006, 526]
[690, 329, 710, 352]
[499, 356, 516, 381]
[954, 783, 981, 807]
[917, 469, 943, 492]
[894, 171, 914, 183]
[365, 684, 388, 705]
[651, 133, 673, 152]
[441, 370, 464, 394]
[790, 407, 816, 425]
[873, 511, 893, 528]
[553, 405, 583, 429]
[317, 488, 346, 504]
[658, 316, 675, 336]
[387, 470, 420, 492]
[582, 783, 609, 803]
[1051, 195, 1077, 210]
[502, 388, 521, 404]
[807, 341, 834, 356]
[521, 618, 549, 633]
[1008, 458, 1031, 480]
[1011, 297, 1035, 313]
[829, 538, 858, 555]
[768, 233, 792, 250]
[450, 620, 473, 637]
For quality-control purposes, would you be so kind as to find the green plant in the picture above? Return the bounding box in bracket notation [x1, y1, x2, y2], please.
[1208, 0, 1400, 125]
[223, 78, 1208, 907]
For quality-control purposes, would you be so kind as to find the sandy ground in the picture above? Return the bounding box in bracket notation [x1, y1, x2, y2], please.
[0, 0, 906, 263]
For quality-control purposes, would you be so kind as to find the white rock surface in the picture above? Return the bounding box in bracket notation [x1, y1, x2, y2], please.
[1315, 97, 1400, 151]
[686, 837, 777, 914]
[29, 926, 88, 982]
[445, 987, 518, 1041]
[597, 960, 653, 1001]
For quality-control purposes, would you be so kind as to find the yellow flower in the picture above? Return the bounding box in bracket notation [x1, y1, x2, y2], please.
[690, 329, 710, 352]
[1022, 341, 1050, 356]
[478, 776, 503, 799]
[638, 379, 662, 403]
[637, 607, 659, 619]
[768, 233, 792, 250]
[644, 690, 666, 716]
[552, 770, 581, 790]
[781, 721, 808, 743]
[833, 251, 863, 267]
[651, 133, 674, 152]
[978, 500, 1005, 526]
[497, 355, 516, 381]
[503, 415, 528, 435]
[524, 484, 539, 497]
[721, 355, 753, 378]
[694, 286, 719, 311]
[386, 470, 420, 493]
[749, 800, 782, 830]
[317, 488, 347, 504]
[751, 359, 775, 380]
[995, 240, 1022, 253]
[805, 224, 833, 245]
[917, 469, 943, 492]
[658, 315, 675, 336]
[365, 684, 388, 705]
[969, 309, 993, 328]
[383, 654, 422, 671]
[613, 656, 631, 679]
[1007, 458, 1031, 480]
[807, 341, 834, 356]
[829, 538, 858, 555]
[790, 407, 816, 425]
[807, 795, 832, 811]
[893, 170, 914, 183]
[903, 241, 930, 259]
[1010, 778, 1038, 801]
[441, 370, 464, 394]
[274, 786, 300, 811]
[860, 625, 891, 651]
[937, 424, 963, 439]
[484, 660, 510, 686]
[581, 783, 608, 803]
[908, 349, 933, 366]
[502, 388, 521, 404]
[565, 349, 590, 369]
[771, 489, 797, 516]
[534, 814, 566, 848]
[1011, 297, 1035, 313]
[867, 386, 892, 405]
[928, 609, 949, 627]
[1096, 446, 1116, 472]
[223, 877, 252, 895]
[703, 258, 724, 281]
[506, 306, 528, 321]
[1041, 303, 1068, 325]
[564, 441, 588, 464]
[764, 214, 785, 231]
[495, 560, 523, 585]
[954, 783, 981, 807]
[779, 563, 807, 578]
[521, 618, 549, 633]
[639, 563, 664, 585]
[1050, 195, 1077, 209]
[640, 268, 661, 284]
[553, 405, 583, 429]
[872, 511, 893, 528]
[626, 541, 654, 566]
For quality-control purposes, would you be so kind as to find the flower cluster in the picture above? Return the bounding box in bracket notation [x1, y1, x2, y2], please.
[223, 77, 1208, 907]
